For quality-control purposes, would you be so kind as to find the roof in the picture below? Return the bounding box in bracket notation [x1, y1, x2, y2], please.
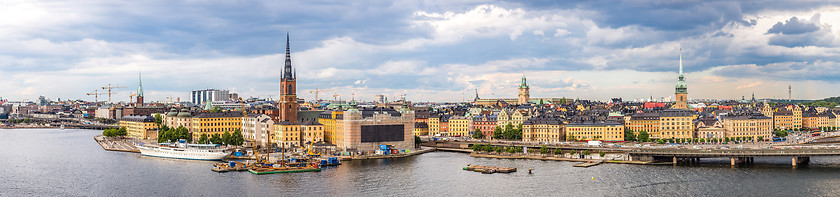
[193, 112, 242, 118]
[567, 121, 622, 127]
[660, 109, 693, 117]
[120, 115, 155, 122]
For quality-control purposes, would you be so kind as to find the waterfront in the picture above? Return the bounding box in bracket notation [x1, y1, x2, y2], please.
[5, 129, 840, 196]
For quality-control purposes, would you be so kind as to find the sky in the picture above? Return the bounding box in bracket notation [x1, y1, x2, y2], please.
[2, 0, 840, 103]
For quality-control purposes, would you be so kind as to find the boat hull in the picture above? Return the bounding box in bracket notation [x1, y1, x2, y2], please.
[137, 146, 229, 161]
[248, 167, 321, 175]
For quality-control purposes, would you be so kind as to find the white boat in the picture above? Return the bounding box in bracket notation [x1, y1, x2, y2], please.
[137, 140, 230, 161]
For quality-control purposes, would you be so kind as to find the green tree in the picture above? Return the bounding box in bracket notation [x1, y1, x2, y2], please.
[472, 128, 484, 139]
[153, 114, 162, 125]
[492, 126, 504, 140]
[554, 148, 563, 155]
[117, 127, 127, 136]
[540, 145, 549, 154]
[583, 150, 591, 156]
[210, 134, 222, 144]
[471, 144, 482, 152]
[495, 146, 504, 153]
[222, 131, 232, 145]
[23, 118, 30, 124]
[624, 129, 636, 141]
[599, 151, 606, 158]
[700, 138, 706, 143]
[199, 133, 209, 144]
[507, 146, 516, 153]
[638, 131, 650, 142]
[232, 129, 244, 146]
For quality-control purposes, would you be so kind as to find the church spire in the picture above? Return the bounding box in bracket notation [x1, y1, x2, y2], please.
[137, 71, 144, 97]
[283, 32, 293, 80]
[679, 48, 683, 75]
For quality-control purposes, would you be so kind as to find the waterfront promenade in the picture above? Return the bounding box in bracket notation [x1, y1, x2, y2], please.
[94, 135, 140, 153]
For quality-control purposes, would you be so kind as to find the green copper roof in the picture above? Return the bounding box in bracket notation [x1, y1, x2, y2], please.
[519, 75, 529, 88]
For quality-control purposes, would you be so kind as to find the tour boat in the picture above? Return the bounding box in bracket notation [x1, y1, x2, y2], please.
[137, 140, 230, 161]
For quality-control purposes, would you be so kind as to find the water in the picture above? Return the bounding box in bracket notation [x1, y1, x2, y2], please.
[3, 129, 840, 196]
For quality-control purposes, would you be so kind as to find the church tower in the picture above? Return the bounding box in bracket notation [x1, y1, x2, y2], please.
[518, 75, 530, 105]
[674, 49, 688, 109]
[279, 33, 298, 122]
[136, 71, 144, 106]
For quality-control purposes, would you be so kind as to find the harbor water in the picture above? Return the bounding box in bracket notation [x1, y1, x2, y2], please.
[3, 129, 840, 196]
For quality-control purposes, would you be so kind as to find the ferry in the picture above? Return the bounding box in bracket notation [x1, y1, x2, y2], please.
[137, 140, 230, 161]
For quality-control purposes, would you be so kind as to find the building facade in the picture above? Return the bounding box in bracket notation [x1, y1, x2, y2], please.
[565, 121, 624, 141]
[119, 115, 159, 140]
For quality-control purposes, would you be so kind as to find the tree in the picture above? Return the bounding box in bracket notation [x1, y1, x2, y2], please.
[700, 138, 706, 143]
[624, 129, 636, 141]
[471, 144, 482, 152]
[495, 146, 504, 153]
[507, 146, 516, 153]
[199, 133, 209, 144]
[502, 123, 514, 140]
[472, 128, 484, 139]
[757, 136, 764, 142]
[567, 133, 576, 141]
[638, 131, 650, 142]
[222, 131, 232, 145]
[554, 148, 563, 155]
[540, 145, 549, 154]
[583, 150, 591, 156]
[492, 126, 504, 140]
[725, 137, 730, 143]
[23, 118, 30, 124]
[117, 127, 127, 136]
[231, 129, 245, 146]
[210, 134, 222, 145]
[153, 114, 162, 125]
[599, 151, 606, 158]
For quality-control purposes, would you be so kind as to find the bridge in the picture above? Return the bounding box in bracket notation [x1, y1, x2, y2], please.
[629, 149, 840, 166]
[422, 141, 632, 153]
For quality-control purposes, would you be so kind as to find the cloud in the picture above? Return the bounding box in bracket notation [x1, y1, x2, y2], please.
[766, 16, 820, 35]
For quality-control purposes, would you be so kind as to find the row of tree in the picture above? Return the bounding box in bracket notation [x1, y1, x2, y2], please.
[473, 144, 606, 157]
[624, 129, 766, 143]
[490, 123, 523, 140]
[7, 118, 31, 124]
[102, 127, 127, 137]
[158, 125, 191, 143]
[197, 129, 244, 146]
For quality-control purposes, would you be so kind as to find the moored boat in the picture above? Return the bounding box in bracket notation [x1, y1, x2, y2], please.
[137, 140, 230, 161]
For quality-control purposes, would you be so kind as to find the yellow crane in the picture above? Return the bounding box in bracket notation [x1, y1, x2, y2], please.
[165, 97, 180, 103]
[86, 90, 107, 104]
[101, 84, 126, 103]
[332, 94, 341, 101]
[129, 92, 137, 102]
[308, 88, 332, 102]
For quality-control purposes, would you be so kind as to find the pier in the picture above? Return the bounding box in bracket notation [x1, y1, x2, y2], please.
[629, 149, 840, 166]
[94, 135, 140, 153]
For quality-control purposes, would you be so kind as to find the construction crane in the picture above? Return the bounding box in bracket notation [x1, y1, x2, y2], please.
[332, 94, 341, 101]
[308, 88, 332, 102]
[101, 84, 126, 103]
[239, 97, 247, 118]
[129, 91, 137, 102]
[86, 90, 107, 104]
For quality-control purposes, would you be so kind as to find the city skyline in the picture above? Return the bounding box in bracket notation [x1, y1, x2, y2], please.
[2, 1, 840, 102]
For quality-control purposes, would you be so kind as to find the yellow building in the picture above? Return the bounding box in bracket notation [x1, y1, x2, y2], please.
[274, 120, 324, 148]
[448, 115, 471, 137]
[428, 115, 440, 136]
[565, 121, 624, 141]
[119, 115, 159, 140]
[522, 116, 564, 143]
[720, 113, 773, 141]
[802, 112, 830, 129]
[773, 109, 795, 130]
[497, 109, 530, 129]
[785, 105, 803, 128]
[191, 112, 242, 141]
[414, 122, 429, 136]
[659, 109, 694, 139]
[319, 110, 345, 146]
[275, 123, 301, 147]
[628, 112, 660, 138]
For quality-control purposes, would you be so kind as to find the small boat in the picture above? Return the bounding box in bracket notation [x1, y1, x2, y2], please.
[248, 166, 321, 175]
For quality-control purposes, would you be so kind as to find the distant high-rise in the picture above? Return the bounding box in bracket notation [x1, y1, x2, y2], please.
[191, 89, 230, 105]
[518, 75, 530, 105]
[278, 32, 298, 122]
[674, 49, 688, 109]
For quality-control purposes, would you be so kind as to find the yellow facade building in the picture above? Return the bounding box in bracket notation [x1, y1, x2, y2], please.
[448, 115, 471, 137]
[720, 113, 773, 141]
[119, 115, 159, 140]
[522, 116, 564, 143]
[628, 112, 660, 138]
[659, 109, 694, 139]
[565, 121, 623, 141]
[191, 112, 243, 141]
[428, 115, 440, 136]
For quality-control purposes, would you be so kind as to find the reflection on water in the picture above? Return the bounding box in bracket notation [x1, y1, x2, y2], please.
[2, 129, 840, 196]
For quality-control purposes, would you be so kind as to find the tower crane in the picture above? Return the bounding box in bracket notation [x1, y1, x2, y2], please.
[101, 84, 126, 103]
[165, 97, 180, 103]
[86, 90, 107, 104]
[332, 94, 341, 101]
[308, 88, 332, 102]
[129, 91, 137, 103]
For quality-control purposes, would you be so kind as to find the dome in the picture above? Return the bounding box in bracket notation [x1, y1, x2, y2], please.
[166, 108, 178, 116]
[177, 109, 192, 117]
